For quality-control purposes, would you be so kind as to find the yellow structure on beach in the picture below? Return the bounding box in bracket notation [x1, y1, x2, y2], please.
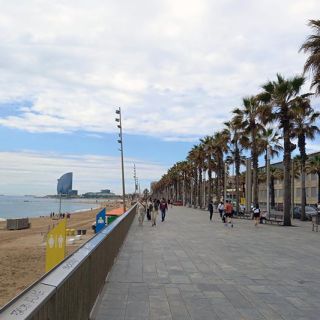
[45, 219, 66, 272]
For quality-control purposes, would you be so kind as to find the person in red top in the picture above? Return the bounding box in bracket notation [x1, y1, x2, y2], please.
[224, 200, 234, 228]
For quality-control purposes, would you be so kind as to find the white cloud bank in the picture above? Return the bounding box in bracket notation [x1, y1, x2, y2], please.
[0, 151, 166, 195]
[0, 0, 319, 140]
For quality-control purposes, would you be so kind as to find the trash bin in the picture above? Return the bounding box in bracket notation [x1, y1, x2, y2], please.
[81, 229, 87, 235]
[107, 215, 118, 225]
[77, 229, 82, 235]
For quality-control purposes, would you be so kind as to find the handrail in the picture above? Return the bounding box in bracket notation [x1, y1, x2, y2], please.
[0, 204, 137, 320]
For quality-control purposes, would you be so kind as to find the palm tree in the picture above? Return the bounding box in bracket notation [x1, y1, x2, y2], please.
[300, 20, 320, 95]
[200, 136, 216, 203]
[233, 96, 265, 206]
[257, 127, 283, 167]
[260, 74, 308, 226]
[175, 160, 189, 205]
[212, 131, 229, 202]
[292, 98, 320, 220]
[187, 144, 206, 207]
[224, 118, 247, 215]
[307, 155, 320, 202]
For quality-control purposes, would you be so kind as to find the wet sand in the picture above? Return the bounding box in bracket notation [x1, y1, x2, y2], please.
[0, 201, 122, 308]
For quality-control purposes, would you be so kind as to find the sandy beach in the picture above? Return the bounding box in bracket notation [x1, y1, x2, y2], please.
[0, 201, 122, 308]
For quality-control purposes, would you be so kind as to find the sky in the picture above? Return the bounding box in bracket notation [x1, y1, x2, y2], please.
[0, 0, 319, 195]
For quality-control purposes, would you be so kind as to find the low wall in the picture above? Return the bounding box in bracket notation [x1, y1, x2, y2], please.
[0, 204, 137, 320]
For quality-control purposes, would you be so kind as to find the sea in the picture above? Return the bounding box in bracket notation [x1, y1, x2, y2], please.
[0, 195, 103, 220]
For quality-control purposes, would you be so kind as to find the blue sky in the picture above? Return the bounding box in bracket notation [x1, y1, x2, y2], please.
[0, 0, 319, 195]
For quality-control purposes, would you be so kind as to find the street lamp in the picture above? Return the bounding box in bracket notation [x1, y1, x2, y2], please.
[115, 107, 126, 212]
[266, 146, 271, 218]
[133, 163, 138, 199]
[224, 162, 228, 202]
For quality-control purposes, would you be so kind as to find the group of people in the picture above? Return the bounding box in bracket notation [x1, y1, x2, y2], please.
[138, 198, 168, 226]
[208, 200, 234, 227]
[208, 200, 266, 227]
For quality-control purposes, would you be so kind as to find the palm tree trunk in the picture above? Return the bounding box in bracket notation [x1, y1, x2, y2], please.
[216, 160, 221, 203]
[198, 167, 202, 208]
[208, 158, 212, 202]
[219, 155, 224, 202]
[301, 167, 306, 220]
[214, 174, 218, 202]
[271, 176, 275, 209]
[235, 145, 240, 215]
[299, 135, 306, 221]
[194, 170, 198, 208]
[283, 118, 292, 226]
[252, 131, 259, 206]
[318, 172, 320, 203]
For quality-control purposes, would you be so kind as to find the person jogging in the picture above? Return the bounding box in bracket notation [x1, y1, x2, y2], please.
[253, 204, 261, 226]
[224, 200, 233, 228]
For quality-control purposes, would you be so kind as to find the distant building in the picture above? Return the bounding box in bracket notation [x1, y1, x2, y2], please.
[57, 172, 73, 195]
[258, 153, 319, 207]
[82, 189, 116, 198]
[68, 190, 78, 196]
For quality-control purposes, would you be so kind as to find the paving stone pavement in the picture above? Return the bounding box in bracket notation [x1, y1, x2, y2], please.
[94, 206, 320, 320]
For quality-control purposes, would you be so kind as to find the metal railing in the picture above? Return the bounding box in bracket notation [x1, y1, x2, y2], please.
[0, 204, 137, 320]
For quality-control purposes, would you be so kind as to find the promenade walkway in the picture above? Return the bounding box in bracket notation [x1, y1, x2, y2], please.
[94, 206, 320, 320]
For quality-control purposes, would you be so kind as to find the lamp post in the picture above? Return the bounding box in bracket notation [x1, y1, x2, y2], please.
[245, 158, 252, 214]
[115, 107, 126, 212]
[266, 146, 271, 219]
[133, 163, 138, 199]
[224, 162, 228, 202]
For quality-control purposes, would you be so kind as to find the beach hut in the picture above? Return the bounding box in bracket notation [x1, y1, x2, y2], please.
[6, 218, 30, 230]
[107, 207, 124, 225]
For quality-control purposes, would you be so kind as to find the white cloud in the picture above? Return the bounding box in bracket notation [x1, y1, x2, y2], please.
[0, 0, 319, 140]
[0, 151, 167, 195]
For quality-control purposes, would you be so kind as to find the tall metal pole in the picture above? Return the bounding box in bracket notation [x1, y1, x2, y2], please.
[245, 158, 252, 214]
[133, 163, 138, 199]
[203, 169, 206, 209]
[116, 107, 126, 212]
[266, 146, 270, 218]
[224, 163, 227, 202]
[182, 178, 185, 206]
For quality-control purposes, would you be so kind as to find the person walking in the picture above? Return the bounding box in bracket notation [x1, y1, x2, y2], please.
[160, 198, 168, 222]
[217, 201, 224, 219]
[151, 199, 158, 226]
[225, 200, 233, 227]
[208, 200, 214, 221]
[138, 200, 146, 226]
[146, 199, 152, 221]
[253, 204, 261, 226]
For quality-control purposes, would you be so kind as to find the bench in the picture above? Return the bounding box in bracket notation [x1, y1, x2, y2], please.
[236, 214, 251, 220]
[264, 213, 283, 225]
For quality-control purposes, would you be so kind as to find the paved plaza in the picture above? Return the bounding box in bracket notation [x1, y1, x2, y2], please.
[94, 206, 320, 320]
